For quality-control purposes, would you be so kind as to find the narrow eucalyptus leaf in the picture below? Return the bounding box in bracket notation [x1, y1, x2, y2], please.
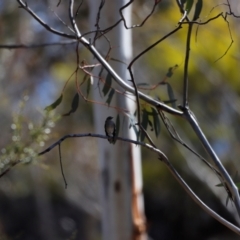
[193, 0, 203, 21]
[152, 107, 161, 137]
[115, 114, 120, 138]
[106, 89, 115, 106]
[102, 73, 112, 96]
[185, 0, 194, 14]
[148, 119, 153, 131]
[71, 93, 79, 113]
[141, 110, 149, 142]
[86, 77, 91, 97]
[62, 93, 79, 116]
[166, 83, 176, 108]
[44, 94, 63, 111]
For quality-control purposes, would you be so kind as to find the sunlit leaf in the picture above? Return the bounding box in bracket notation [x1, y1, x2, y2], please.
[106, 89, 115, 106]
[193, 0, 203, 21]
[62, 93, 79, 116]
[44, 94, 63, 111]
[102, 73, 112, 96]
[152, 107, 161, 137]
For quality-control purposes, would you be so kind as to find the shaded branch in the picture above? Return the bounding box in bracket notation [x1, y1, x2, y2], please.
[182, 22, 193, 107]
[0, 40, 77, 49]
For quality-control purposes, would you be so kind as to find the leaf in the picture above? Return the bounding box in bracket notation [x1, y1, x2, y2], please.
[193, 0, 203, 21]
[71, 93, 79, 112]
[151, 107, 161, 137]
[163, 99, 177, 104]
[137, 83, 150, 86]
[44, 94, 63, 111]
[215, 171, 240, 207]
[180, 0, 187, 5]
[62, 93, 79, 116]
[140, 109, 149, 142]
[148, 119, 153, 131]
[86, 77, 91, 98]
[115, 114, 120, 139]
[185, 0, 194, 14]
[166, 65, 178, 78]
[216, 182, 240, 189]
[106, 89, 115, 106]
[127, 113, 139, 140]
[166, 83, 176, 108]
[102, 73, 112, 96]
[166, 67, 174, 78]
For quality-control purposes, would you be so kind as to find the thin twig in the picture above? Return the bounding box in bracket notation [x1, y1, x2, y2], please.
[161, 155, 240, 235]
[182, 22, 193, 108]
[58, 144, 67, 189]
[0, 40, 77, 49]
[119, 0, 161, 29]
[17, 0, 76, 39]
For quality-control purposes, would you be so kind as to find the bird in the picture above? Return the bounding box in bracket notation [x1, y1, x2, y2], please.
[104, 116, 116, 144]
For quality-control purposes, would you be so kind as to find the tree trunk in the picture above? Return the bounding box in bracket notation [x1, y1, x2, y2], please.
[88, 1, 146, 239]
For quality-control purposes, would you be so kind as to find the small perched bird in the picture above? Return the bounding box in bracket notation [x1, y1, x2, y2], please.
[104, 116, 116, 144]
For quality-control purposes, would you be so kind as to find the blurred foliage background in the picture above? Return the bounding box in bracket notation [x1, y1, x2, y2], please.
[0, 0, 240, 239]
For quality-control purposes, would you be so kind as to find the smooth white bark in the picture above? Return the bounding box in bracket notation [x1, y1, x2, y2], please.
[89, 1, 146, 239]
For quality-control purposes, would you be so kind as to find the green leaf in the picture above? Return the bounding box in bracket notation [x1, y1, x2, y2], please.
[44, 94, 63, 111]
[62, 93, 79, 116]
[151, 107, 161, 137]
[127, 113, 139, 140]
[225, 196, 230, 207]
[193, 0, 203, 21]
[185, 0, 194, 14]
[137, 83, 150, 86]
[148, 119, 153, 131]
[102, 73, 112, 96]
[115, 114, 120, 139]
[106, 89, 115, 106]
[163, 99, 177, 105]
[166, 67, 174, 78]
[166, 65, 178, 78]
[86, 77, 91, 98]
[180, 0, 187, 5]
[166, 83, 176, 108]
[140, 109, 149, 142]
[71, 93, 79, 112]
[216, 182, 240, 189]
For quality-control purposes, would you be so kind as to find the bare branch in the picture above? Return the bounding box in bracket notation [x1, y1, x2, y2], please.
[69, 0, 81, 37]
[0, 40, 77, 49]
[38, 132, 240, 235]
[119, 0, 161, 29]
[161, 155, 240, 235]
[183, 108, 240, 216]
[17, 0, 76, 39]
